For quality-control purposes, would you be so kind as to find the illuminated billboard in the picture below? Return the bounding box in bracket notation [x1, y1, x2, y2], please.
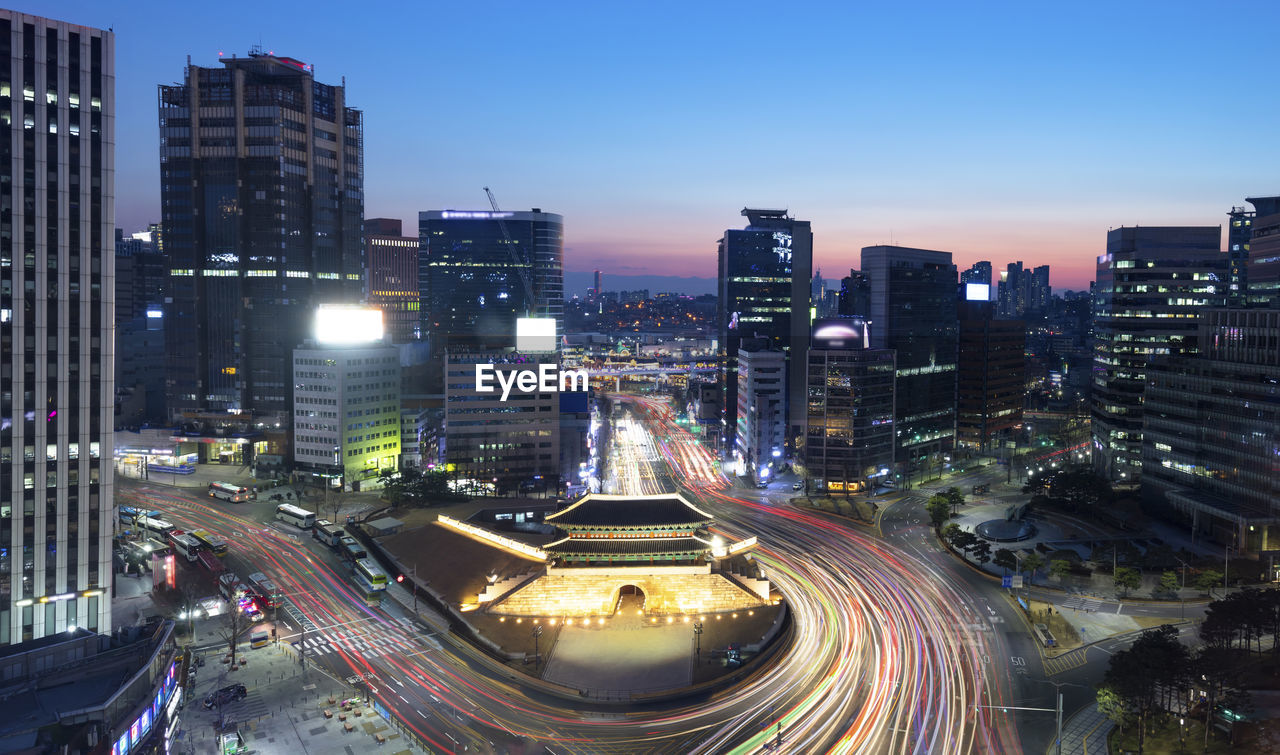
[314, 305, 384, 345]
[965, 283, 991, 302]
[811, 319, 869, 349]
[516, 317, 557, 352]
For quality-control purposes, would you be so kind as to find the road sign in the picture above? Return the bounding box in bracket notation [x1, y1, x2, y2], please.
[1011, 576, 1024, 589]
[1001, 576, 1012, 588]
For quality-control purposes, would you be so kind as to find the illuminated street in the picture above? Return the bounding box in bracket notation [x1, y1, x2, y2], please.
[117, 394, 1030, 754]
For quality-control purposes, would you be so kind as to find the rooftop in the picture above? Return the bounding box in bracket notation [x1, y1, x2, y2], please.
[545, 493, 714, 528]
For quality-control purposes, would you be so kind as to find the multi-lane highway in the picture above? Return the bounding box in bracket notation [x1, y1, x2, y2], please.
[119, 393, 1042, 754]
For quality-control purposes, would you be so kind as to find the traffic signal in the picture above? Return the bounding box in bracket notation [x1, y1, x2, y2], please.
[395, 574, 405, 583]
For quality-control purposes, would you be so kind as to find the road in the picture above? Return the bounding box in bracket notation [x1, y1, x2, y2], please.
[118, 393, 1192, 754]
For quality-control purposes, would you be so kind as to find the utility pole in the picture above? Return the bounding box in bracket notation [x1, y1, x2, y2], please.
[411, 563, 418, 615]
[531, 625, 543, 672]
[693, 621, 703, 666]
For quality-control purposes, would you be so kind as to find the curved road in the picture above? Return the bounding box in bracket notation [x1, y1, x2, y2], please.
[118, 394, 1024, 754]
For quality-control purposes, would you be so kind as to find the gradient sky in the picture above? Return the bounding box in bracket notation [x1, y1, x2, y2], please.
[29, 0, 1280, 291]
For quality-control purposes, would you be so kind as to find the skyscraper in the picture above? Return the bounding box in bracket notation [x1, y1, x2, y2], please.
[961, 261, 992, 289]
[1245, 196, 1280, 307]
[1226, 204, 1253, 307]
[365, 218, 419, 343]
[419, 210, 564, 347]
[997, 261, 1028, 319]
[1030, 265, 1051, 313]
[803, 320, 896, 495]
[1091, 227, 1228, 483]
[717, 209, 813, 456]
[158, 50, 364, 425]
[1, 10, 115, 644]
[838, 270, 870, 319]
[861, 245, 959, 482]
[956, 295, 1024, 453]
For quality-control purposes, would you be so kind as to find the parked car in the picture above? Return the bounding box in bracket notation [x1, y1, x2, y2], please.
[792, 481, 805, 491]
[756, 481, 769, 489]
[203, 684, 247, 709]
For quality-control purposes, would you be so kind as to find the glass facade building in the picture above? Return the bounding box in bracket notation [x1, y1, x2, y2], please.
[365, 218, 419, 343]
[0, 11, 114, 645]
[419, 210, 564, 348]
[860, 245, 959, 479]
[1090, 227, 1228, 483]
[158, 51, 364, 421]
[717, 209, 813, 456]
[1141, 309, 1280, 552]
[804, 323, 896, 495]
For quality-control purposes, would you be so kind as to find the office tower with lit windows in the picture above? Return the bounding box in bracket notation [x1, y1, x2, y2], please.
[1030, 264, 1051, 313]
[158, 50, 364, 424]
[961, 261, 992, 289]
[1246, 196, 1280, 308]
[0, 10, 115, 645]
[860, 245, 958, 481]
[803, 320, 896, 495]
[838, 269, 870, 319]
[365, 218, 419, 343]
[717, 209, 813, 457]
[956, 292, 1024, 453]
[419, 209, 564, 347]
[735, 340, 786, 481]
[1090, 226, 1228, 483]
[1226, 204, 1253, 306]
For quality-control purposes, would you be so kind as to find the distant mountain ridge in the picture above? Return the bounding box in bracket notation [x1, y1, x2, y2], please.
[564, 271, 716, 298]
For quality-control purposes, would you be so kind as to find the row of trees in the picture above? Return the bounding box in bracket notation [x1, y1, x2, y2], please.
[378, 468, 467, 507]
[1099, 593, 1267, 753]
[926, 488, 966, 528]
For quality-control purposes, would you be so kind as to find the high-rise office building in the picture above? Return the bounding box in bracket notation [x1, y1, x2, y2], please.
[803, 320, 896, 495]
[838, 270, 870, 319]
[292, 306, 400, 492]
[592, 269, 602, 299]
[1141, 308, 1280, 551]
[158, 50, 364, 426]
[1091, 227, 1228, 483]
[419, 210, 564, 347]
[956, 294, 1025, 453]
[1030, 265, 1051, 313]
[1246, 196, 1280, 307]
[735, 341, 786, 480]
[1, 10, 115, 644]
[717, 209, 813, 456]
[1226, 204, 1253, 307]
[365, 218, 419, 343]
[114, 228, 168, 426]
[997, 261, 1028, 319]
[961, 261, 992, 289]
[861, 245, 958, 480]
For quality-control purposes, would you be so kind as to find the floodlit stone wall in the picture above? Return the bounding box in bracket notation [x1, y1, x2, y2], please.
[491, 570, 766, 617]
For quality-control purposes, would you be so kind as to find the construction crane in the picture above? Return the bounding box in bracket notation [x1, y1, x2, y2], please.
[483, 187, 537, 315]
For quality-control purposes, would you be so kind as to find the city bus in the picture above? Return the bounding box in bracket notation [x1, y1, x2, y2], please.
[312, 520, 345, 547]
[169, 532, 204, 563]
[190, 529, 230, 558]
[340, 537, 367, 561]
[136, 516, 176, 540]
[353, 559, 388, 605]
[208, 481, 252, 503]
[275, 503, 315, 529]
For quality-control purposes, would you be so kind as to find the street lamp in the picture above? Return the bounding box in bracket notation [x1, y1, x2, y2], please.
[531, 625, 544, 671]
[693, 621, 704, 666]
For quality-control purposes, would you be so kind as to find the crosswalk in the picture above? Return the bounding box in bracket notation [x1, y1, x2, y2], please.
[1061, 596, 1103, 612]
[1043, 648, 1089, 676]
[294, 616, 441, 660]
[221, 691, 270, 725]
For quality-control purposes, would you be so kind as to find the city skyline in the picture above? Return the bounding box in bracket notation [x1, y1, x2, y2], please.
[28, 0, 1280, 291]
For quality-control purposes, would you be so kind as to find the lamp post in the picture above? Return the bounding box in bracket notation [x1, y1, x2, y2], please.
[531, 625, 543, 671]
[693, 621, 704, 666]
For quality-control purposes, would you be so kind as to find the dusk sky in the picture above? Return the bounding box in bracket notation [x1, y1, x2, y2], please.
[31, 1, 1280, 291]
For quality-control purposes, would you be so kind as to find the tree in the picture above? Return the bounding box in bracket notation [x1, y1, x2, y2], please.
[1022, 552, 1045, 584]
[1158, 570, 1180, 596]
[1047, 470, 1114, 511]
[944, 487, 965, 514]
[1096, 685, 1135, 737]
[970, 540, 992, 565]
[1102, 625, 1190, 753]
[926, 497, 950, 530]
[942, 523, 961, 543]
[993, 548, 1018, 573]
[1195, 569, 1223, 596]
[220, 602, 249, 667]
[1049, 559, 1072, 582]
[1113, 566, 1141, 597]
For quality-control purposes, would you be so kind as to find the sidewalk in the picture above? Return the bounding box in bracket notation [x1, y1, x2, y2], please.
[178, 641, 426, 755]
[1055, 703, 1112, 755]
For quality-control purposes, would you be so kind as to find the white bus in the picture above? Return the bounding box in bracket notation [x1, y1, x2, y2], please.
[209, 481, 252, 503]
[275, 504, 315, 529]
[313, 519, 345, 547]
[169, 533, 204, 562]
[136, 516, 176, 540]
[353, 558, 388, 592]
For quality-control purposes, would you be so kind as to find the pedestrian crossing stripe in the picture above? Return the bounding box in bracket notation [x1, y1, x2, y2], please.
[1043, 649, 1088, 676]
